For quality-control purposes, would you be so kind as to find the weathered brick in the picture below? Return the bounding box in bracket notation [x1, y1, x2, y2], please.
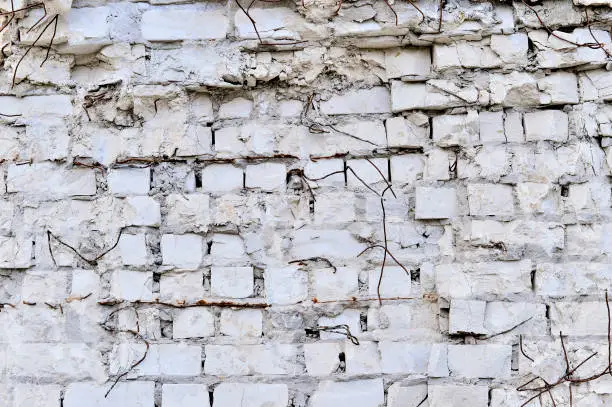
[211, 267, 254, 298]
[310, 379, 384, 407]
[142, 6, 228, 41]
[64, 382, 154, 407]
[7, 164, 96, 198]
[415, 187, 457, 219]
[163, 384, 210, 407]
[161, 234, 203, 269]
[320, 87, 391, 115]
[204, 344, 300, 375]
[213, 383, 288, 407]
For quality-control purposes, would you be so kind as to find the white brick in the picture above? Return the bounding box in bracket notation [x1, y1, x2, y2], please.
[385, 115, 428, 148]
[424, 149, 451, 181]
[516, 183, 558, 215]
[181, 124, 213, 156]
[245, 162, 286, 191]
[503, 111, 524, 142]
[490, 72, 540, 107]
[191, 93, 214, 122]
[449, 299, 487, 335]
[211, 267, 254, 298]
[64, 382, 154, 407]
[538, 72, 579, 104]
[392, 81, 477, 112]
[173, 308, 215, 338]
[566, 223, 612, 256]
[479, 111, 505, 143]
[7, 164, 96, 198]
[428, 384, 488, 407]
[165, 193, 210, 233]
[112, 343, 201, 376]
[107, 167, 150, 195]
[435, 260, 532, 299]
[14, 384, 61, 407]
[160, 271, 204, 302]
[333, 120, 387, 148]
[434, 41, 501, 69]
[0, 236, 33, 269]
[220, 309, 263, 337]
[367, 303, 439, 339]
[428, 343, 449, 377]
[390, 155, 424, 185]
[110, 270, 153, 301]
[379, 342, 431, 374]
[161, 234, 203, 269]
[201, 164, 243, 192]
[204, 344, 299, 375]
[304, 342, 343, 376]
[163, 384, 210, 407]
[550, 301, 609, 335]
[318, 309, 362, 341]
[264, 266, 308, 305]
[346, 157, 388, 188]
[385, 48, 431, 79]
[142, 6, 228, 41]
[210, 233, 247, 265]
[291, 229, 366, 260]
[22, 271, 68, 303]
[219, 97, 253, 119]
[415, 187, 457, 219]
[433, 112, 479, 147]
[314, 192, 356, 224]
[304, 159, 344, 187]
[490, 33, 529, 64]
[118, 233, 148, 266]
[524, 110, 569, 142]
[320, 87, 391, 115]
[388, 382, 428, 407]
[7, 343, 106, 380]
[312, 267, 358, 301]
[345, 341, 381, 375]
[71, 269, 100, 297]
[310, 379, 384, 407]
[368, 266, 411, 298]
[213, 383, 288, 407]
[447, 344, 512, 378]
[125, 196, 161, 226]
[23, 118, 70, 161]
[467, 184, 514, 216]
[484, 302, 547, 336]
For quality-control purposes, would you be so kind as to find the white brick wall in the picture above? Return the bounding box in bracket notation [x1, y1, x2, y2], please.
[3, 0, 611, 405]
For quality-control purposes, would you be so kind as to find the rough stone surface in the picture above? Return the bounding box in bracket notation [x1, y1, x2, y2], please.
[2, 1, 612, 406]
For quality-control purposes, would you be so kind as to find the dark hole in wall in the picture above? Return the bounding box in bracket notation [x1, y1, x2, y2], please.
[305, 328, 320, 339]
[337, 352, 346, 373]
[411, 268, 420, 282]
[360, 312, 368, 332]
[195, 171, 202, 188]
[561, 185, 569, 197]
